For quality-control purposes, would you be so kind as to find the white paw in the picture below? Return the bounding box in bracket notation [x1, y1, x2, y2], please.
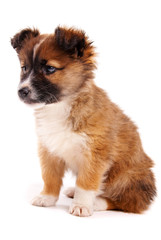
[69, 203, 93, 217]
[94, 197, 108, 211]
[64, 187, 75, 198]
[31, 194, 57, 207]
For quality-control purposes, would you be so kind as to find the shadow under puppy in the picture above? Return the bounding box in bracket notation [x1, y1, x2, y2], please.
[11, 26, 156, 217]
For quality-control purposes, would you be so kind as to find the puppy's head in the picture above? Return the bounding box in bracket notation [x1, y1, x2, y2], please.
[11, 26, 96, 107]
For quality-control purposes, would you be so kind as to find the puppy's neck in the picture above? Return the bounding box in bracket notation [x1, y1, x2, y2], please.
[34, 79, 95, 133]
[34, 100, 71, 121]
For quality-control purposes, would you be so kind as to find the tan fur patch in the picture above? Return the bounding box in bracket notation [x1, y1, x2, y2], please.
[47, 59, 63, 69]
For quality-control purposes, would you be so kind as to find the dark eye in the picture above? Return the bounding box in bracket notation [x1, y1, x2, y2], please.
[45, 65, 56, 74]
[21, 66, 27, 74]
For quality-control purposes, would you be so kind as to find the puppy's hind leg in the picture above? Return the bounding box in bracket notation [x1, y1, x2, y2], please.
[94, 197, 116, 211]
[64, 188, 115, 212]
[64, 187, 75, 198]
[94, 197, 108, 211]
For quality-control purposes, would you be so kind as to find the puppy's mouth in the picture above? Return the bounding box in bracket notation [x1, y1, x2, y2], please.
[18, 86, 59, 105]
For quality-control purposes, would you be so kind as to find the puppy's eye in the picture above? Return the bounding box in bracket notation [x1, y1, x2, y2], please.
[21, 66, 27, 73]
[45, 65, 56, 74]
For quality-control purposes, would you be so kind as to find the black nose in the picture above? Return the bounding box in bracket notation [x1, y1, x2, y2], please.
[18, 87, 31, 99]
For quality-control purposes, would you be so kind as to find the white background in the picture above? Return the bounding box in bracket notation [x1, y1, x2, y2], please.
[0, 0, 161, 239]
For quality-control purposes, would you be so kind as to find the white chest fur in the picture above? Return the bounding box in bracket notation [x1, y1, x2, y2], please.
[34, 101, 88, 173]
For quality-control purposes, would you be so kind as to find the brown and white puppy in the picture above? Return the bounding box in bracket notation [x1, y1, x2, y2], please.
[11, 26, 156, 217]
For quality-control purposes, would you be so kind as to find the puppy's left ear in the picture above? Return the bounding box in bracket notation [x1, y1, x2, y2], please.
[11, 28, 40, 53]
[55, 27, 86, 57]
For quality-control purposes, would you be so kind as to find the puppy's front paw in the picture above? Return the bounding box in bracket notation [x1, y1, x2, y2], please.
[69, 203, 93, 217]
[31, 194, 57, 207]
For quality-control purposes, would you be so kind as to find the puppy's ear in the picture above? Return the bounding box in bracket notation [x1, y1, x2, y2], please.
[11, 28, 40, 52]
[55, 27, 86, 57]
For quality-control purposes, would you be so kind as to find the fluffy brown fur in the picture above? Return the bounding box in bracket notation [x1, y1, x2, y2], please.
[11, 26, 156, 216]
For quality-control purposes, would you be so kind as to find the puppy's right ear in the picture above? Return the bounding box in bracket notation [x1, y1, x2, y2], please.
[11, 28, 40, 52]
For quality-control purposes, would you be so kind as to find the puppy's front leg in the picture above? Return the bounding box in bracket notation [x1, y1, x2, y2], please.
[69, 185, 96, 217]
[32, 144, 65, 207]
[70, 156, 105, 217]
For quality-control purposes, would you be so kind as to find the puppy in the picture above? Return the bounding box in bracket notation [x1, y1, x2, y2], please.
[11, 26, 156, 217]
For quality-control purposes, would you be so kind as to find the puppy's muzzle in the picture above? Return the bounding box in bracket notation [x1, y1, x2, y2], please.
[18, 87, 31, 100]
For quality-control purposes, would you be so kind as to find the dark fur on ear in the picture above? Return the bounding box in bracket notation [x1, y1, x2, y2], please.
[55, 27, 86, 57]
[11, 28, 40, 52]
